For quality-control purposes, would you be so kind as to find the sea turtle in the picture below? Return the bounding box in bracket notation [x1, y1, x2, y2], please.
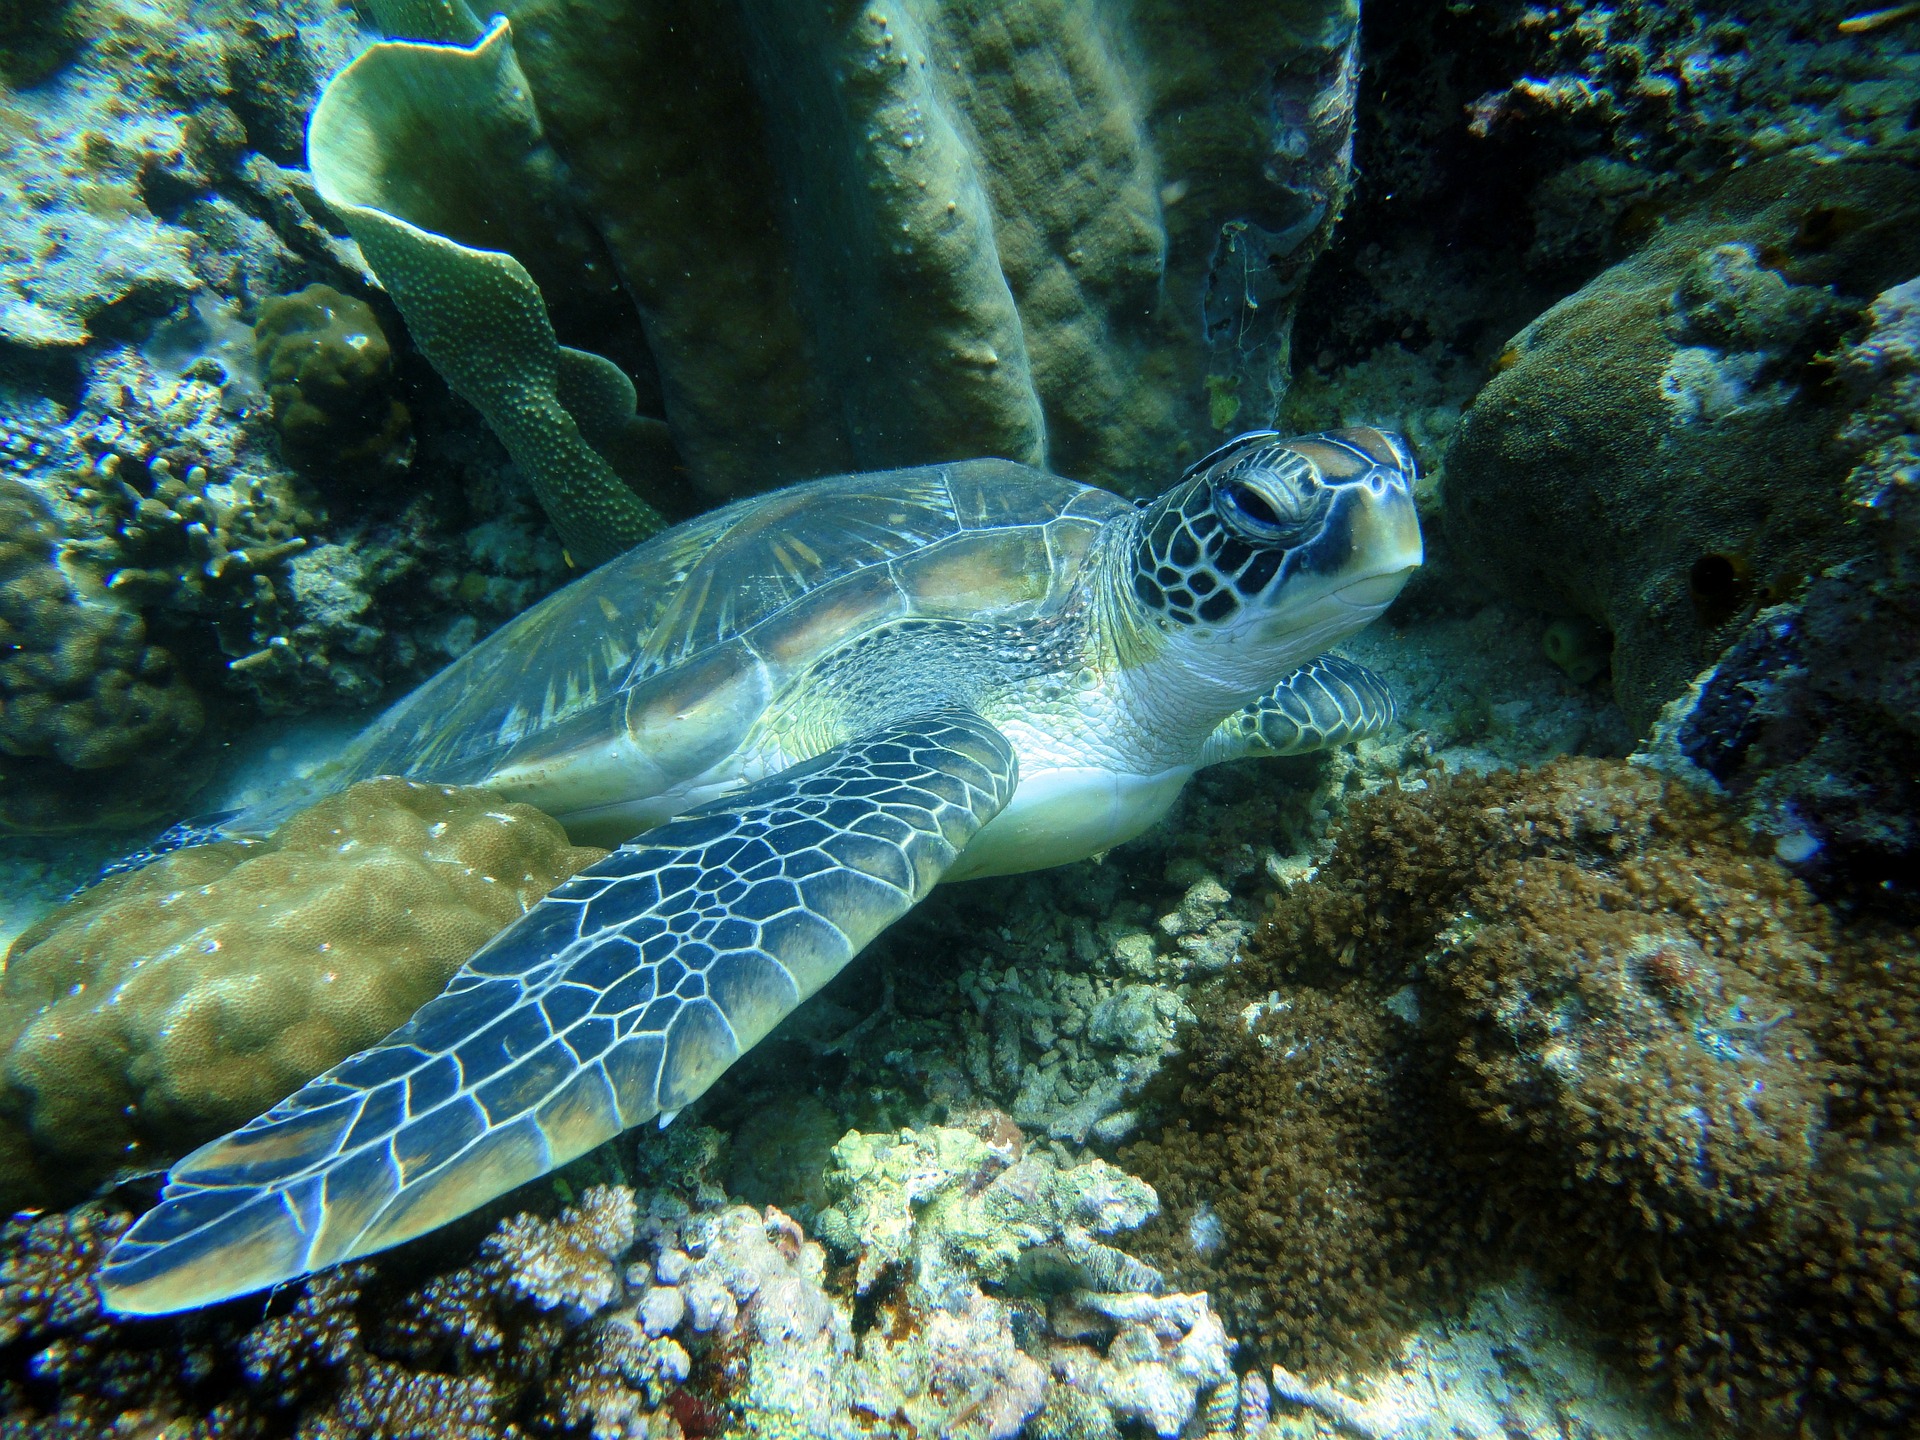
[99, 427, 1422, 1314]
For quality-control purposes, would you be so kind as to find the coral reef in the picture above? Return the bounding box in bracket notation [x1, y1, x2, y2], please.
[0, 776, 605, 1211]
[57, 346, 322, 663]
[0, 0, 360, 351]
[320, 0, 1363, 503]
[1658, 276, 1920, 919]
[1281, 0, 1920, 608]
[1126, 757, 1920, 1434]
[1466, 0, 1920, 182]
[0, 474, 204, 831]
[255, 282, 412, 483]
[1, 1127, 1230, 1440]
[0, 1186, 682, 1439]
[0, 0, 577, 736]
[1442, 156, 1920, 729]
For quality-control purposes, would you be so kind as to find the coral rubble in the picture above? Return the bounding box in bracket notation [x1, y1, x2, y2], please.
[0, 776, 605, 1211]
[1127, 757, 1920, 1434]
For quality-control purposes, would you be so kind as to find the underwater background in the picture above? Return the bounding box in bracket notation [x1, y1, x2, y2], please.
[0, 0, 1917, 1435]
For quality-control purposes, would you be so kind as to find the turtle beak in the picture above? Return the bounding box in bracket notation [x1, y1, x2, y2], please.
[1334, 490, 1422, 607]
[1334, 567, 1415, 609]
[1267, 427, 1423, 611]
[1326, 447, 1423, 611]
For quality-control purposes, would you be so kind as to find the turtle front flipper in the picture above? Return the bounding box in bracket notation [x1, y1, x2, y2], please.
[1199, 654, 1397, 764]
[98, 708, 1017, 1316]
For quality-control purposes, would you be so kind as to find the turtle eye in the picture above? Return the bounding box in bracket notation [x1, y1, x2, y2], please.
[1212, 474, 1319, 546]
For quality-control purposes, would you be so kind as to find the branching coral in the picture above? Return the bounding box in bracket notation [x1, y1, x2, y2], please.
[51, 344, 341, 706]
[1127, 757, 1920, 1434]
[0, 776, 606, 1211]
[0, 1186, 677, 1439]
[0, 1204, 129, 1348]
[0, 474, 204, 831]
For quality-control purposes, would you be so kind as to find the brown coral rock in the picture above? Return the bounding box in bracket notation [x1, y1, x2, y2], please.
[0, 777, 605, 1210]
[255, 283, 412, 484]
[1444, 156, 1920, 729]
[0, 475, 204, 830]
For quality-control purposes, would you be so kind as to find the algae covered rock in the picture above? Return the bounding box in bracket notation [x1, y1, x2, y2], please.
[0, 476, 205, 832]
[1662, 276, 1920, 919]
[1444, 156, 1920, 729]
[255, 283, 413, 484]
[0, 777, 606, 1211]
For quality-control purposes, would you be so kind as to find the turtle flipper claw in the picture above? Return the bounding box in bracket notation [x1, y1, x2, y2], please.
[98, 708, 1016, 1315]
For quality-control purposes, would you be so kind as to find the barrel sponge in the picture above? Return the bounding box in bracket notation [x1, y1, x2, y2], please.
[0, 476, 204, 830]
[0, 777, 607, 1210]
[255, 283, 412, 483]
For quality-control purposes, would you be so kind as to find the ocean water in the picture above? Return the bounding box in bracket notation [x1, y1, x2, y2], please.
[0, 1, 1915, 1436]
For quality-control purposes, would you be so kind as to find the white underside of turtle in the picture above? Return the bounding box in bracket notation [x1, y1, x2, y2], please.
[98, 429, 1424, 1315]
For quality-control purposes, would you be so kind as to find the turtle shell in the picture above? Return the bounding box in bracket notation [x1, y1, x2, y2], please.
[320, 459, 1129, 814]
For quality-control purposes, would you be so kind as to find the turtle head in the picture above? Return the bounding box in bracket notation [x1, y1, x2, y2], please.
[1125, 427, 1422, 684]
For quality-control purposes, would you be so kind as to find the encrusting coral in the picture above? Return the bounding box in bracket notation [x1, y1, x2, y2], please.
[1126, 757, 1920, 1435]
[0, 474, 205, 832]
[255, 282, 413, 484]
[0, 776, 606, 1212]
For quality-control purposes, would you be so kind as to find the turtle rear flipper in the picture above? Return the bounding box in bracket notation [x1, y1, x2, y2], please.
[97, 708, 1017, 1316]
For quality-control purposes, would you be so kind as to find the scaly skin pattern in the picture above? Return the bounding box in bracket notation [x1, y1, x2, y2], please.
[99, 428, 1421, 1314]
[99, 711, 1016, 1314]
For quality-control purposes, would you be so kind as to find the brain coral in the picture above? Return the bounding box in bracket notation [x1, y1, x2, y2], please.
[0, 777, 605, 1211]
[0, 475, 204, 831]
[1127, 758, 1920, 1433]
